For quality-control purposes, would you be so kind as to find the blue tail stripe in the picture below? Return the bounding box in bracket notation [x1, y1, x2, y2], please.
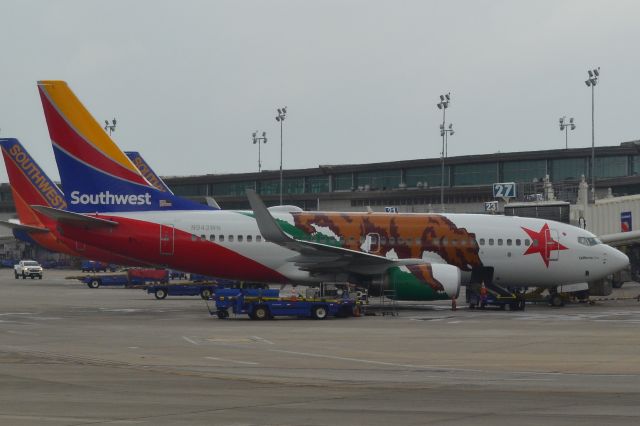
[53, 146, 216, 213]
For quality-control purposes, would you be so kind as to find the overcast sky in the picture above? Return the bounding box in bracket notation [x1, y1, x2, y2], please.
[1, 0, 639, 182]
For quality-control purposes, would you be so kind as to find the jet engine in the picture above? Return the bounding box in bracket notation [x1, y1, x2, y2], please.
[384, 263, 461, 301]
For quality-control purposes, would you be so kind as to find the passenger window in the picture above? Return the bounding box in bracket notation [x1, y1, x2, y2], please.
[432, 238, 439, 246]
[489, 238, 494, 246]
[389, 237, 396, 245]
[459, 239, 467, 246]
[209, 234, 215, 241]
[228, 235, 234, 242]
[191, 234, 196, 241]
[442, 238, 448, 246]
[524, 239, 530, 246]
[247, 235, 253, 242]
[507, 239, 512, 246]
[479, 238, 485, 245]
[532, 239, 538, 247]
[219, 235, 225, 242]
[380, 237, 387, 245]
[451, 239, 457, 246]
[238, 235, 243, 242]
[256, 235, 262, 242]
[516, 239, 521, 246]
[497, 239, 503, 246]
[398, 237, 404, 245]
[349, 236, 356, 244]
[200, 234, 206, 240]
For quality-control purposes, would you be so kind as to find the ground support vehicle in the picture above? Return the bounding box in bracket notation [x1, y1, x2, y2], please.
[76, 269, 169, 289]
[81, 260, 117, 273]
[14, 260, 43, 279]
[466, 283, 525, 311]
[147, 284, 218, 300]
[524, 284, 590, 307]
[210, 288, 358, 320]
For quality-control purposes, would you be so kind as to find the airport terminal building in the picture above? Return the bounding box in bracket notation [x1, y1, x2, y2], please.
[160, 140, 640, 213]
[1, 141, 640, 216]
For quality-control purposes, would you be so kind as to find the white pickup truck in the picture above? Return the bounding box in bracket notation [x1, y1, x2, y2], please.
[14, 260, 43, 279]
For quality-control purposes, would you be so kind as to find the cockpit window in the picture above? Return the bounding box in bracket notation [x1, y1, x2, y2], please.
[578, 236, 601, 246]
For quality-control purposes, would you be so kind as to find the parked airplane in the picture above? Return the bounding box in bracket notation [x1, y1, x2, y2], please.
[34, 80, 629, 301]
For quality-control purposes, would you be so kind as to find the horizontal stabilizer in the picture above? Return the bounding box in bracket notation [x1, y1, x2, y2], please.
[30, 205, 118, 228]
[0, 220, 49, 234]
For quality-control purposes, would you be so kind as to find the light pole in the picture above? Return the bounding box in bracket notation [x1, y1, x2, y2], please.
[559, 116, 576, 149]
[275, 106, 287, 205]
[585, 67, 599, 201]
[437, 93, 451, 212]
[104, 118, 117, 136]
[252, 131, 267, 172]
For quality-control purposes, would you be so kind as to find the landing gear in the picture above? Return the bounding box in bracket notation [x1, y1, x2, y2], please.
[549, 293, 565, 307]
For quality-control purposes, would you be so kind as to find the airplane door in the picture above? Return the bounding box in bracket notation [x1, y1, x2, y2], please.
[160, 224, 175, 255]
[546, 228, 560, 262]
[362, 233, 380, 253]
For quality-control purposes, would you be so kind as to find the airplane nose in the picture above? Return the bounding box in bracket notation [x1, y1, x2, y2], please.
[607, 247, 629, 273]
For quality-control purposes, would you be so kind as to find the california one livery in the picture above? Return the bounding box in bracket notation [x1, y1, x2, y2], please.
[33, 80, 629, 301]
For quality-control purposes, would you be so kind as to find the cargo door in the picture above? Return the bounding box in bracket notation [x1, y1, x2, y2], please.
[160, 224, 175, 255]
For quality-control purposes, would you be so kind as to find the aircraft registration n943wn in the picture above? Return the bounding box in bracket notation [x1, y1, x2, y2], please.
[33, 80, 630, 301]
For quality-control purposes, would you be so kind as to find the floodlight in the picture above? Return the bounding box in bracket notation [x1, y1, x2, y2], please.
[276, 116, 281, 122]
[450, 130, 455, 136]
[559, 117, 564, 124]
[445, 93, 450, 101]
[252, 131, 257, 138]
[112, 118, 117, 126]
[105, 120, 109, 126]
[440, 124, 444, 130]
[282, 107, 287, 114]
[588, 70, 593, 78]
[560, 124, 565, 130]
[262, 131, 266, 137]
[585, 80, 591, 87]
[448, 123, 453, 129]
[569, 117, 574, 124]
[571, 124, 576, 130]
[440, 95, 445, 102]
[593, 68, 599, 76]
[437, 103, 443, 109]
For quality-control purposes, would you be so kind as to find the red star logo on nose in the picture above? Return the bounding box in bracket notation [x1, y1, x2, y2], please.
[521, 223, 568, 267]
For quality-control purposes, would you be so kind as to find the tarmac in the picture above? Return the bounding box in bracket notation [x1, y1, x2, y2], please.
[0, 269, 639, 425]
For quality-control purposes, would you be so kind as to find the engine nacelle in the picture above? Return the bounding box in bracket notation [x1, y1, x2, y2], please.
[385, 263, 461, 301]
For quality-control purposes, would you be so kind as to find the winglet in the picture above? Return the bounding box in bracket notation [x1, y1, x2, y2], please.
[245, 189, 291, 243]
[30, 205, 118, 228]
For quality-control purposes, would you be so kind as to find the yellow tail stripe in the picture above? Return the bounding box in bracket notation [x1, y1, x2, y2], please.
[38, 80, 140, 175]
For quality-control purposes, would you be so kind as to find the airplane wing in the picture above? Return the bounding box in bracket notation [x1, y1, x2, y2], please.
[30, 205, 119, 228]
[599, 230, 640, 247]
[0, 220, 50, 234]
[246, 189, 426, 275]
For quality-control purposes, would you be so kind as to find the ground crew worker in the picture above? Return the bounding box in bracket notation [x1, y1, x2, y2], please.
[479, 282, 488, 309]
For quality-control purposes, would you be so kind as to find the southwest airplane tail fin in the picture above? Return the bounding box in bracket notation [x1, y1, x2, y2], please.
[37, 80, 215, 213]
[125, 151, 173, 194]
[0, 138, 67, 227]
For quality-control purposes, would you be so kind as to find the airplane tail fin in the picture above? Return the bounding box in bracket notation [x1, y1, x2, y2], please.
[0, 138, 67, 227]
[125, 151, 173, 194]
[37, 80, 215, 213]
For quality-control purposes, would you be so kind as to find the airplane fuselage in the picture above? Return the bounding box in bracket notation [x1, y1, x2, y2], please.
[55, 209, 629, 289]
